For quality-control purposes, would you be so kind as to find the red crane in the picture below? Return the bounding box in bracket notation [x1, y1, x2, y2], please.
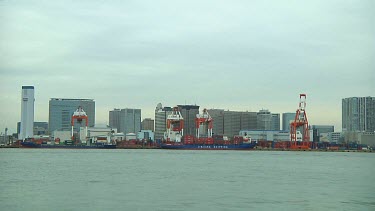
[290, 94, 310, 149]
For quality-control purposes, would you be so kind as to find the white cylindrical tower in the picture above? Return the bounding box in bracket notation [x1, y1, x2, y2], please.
[20, 86, 35, 140]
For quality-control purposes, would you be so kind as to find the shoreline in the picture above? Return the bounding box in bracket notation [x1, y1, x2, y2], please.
[1, 145, 373, 153]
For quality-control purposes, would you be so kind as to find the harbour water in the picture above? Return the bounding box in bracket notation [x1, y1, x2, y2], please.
[0, 149, 374, 210]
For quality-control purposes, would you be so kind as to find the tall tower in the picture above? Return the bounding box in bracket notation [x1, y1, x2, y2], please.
[20, 86, 35, 140]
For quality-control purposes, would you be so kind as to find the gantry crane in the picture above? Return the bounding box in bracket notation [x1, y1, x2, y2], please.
[166, 107, 184, 142]
[71, 106, 88, 142]
[195, 108, 213, 143]
[290, 94, 310, 149]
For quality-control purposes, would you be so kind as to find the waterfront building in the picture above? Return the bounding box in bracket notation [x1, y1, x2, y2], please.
[177, 105, 200, 136]
[239, 130, 303, 142]
[319, 132, 343, 143]
[109, 108, 141, 135]
[311, 125, 334, 142]
[240, 111, 258, 131]
[20, 86, 35, 140]
[33, 122, 48, 135]
[271, 113, 280, 131]
[49, 98, 95, 133]
[207, 109, 257, 138]
[342, 97, 375, 132]
[282, 112, 295, 131]
[342, 131, 375, 147]
[137, 130, 154, 141]
[141, 118, 154, 131]
[257, 109, 272, 130]
[223, 110, 242, 138]
[154, 103, 173, 141]
[17, 121, 48, 136]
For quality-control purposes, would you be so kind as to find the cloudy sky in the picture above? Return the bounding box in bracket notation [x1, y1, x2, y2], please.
[1, 0, 374, 134]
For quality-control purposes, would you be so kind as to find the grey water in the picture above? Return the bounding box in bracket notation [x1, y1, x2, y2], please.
[0, 149, 374, 211]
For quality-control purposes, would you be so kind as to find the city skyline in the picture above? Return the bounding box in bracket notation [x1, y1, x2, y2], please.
[1, 1, 374, 134]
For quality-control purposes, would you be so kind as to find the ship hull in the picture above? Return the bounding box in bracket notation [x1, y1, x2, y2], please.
[21, 142, 116, 149]
[160, 143, 256, 150]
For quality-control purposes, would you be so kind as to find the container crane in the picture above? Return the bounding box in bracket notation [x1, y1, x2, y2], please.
[290, 94, 310, 149]
[165, 107, 184, 142]
[71, 106, 88, 143]
[195, 108, 213, 144]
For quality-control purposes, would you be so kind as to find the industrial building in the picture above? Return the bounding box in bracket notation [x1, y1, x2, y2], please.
[137, 130, 154, 141]
[48, 98, 95, 133]
[282, 112, 295, 131]
[19, 86, 35, 140]
[109, 108, 141, 135]
[342, 97, 375, 132]
[52, 126, 118, 145]
[239, 130, 303, 142]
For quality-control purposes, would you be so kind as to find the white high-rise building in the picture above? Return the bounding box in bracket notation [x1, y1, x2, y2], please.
[20, 86, 35, 140]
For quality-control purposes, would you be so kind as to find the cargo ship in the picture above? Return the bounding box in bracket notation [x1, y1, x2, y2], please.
[160, 107, 257, 150]
[160, 142, 256, 150]
[21, 141, 116, 149]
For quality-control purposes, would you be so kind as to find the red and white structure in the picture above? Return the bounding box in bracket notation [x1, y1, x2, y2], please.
[71, 106, 88, 142]
[166, 107, 184, 142]
[195, 108, 213, 140]
[290, 94, 310, 149]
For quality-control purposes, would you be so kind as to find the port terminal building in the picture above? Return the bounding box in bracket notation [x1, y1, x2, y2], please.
[239, 130, 303, 142]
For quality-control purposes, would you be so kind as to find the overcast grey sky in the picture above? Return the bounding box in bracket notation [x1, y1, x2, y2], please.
[1, 0, 374, 134]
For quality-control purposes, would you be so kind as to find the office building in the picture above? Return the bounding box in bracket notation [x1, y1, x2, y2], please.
[17, 121, 48, 136]
[49, 98, 95, 133]
[282, 112, 295, 131]
[207, 109, 225, 136]
[223, 110, 242, 138]
[177, 105, 200, 136]
[154, 103, 173, 141]
[311, 125, 334, 142]
[257, 109, 272, 130]
[342, 97, 375, 132]
[207, 109, 257, 138]
[240, 111, 258, 131]
[141, 118, 154, 131]
[20, 86, 35, 140]
[271, 113, 280, 131]
[109, 108, 141, 135]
